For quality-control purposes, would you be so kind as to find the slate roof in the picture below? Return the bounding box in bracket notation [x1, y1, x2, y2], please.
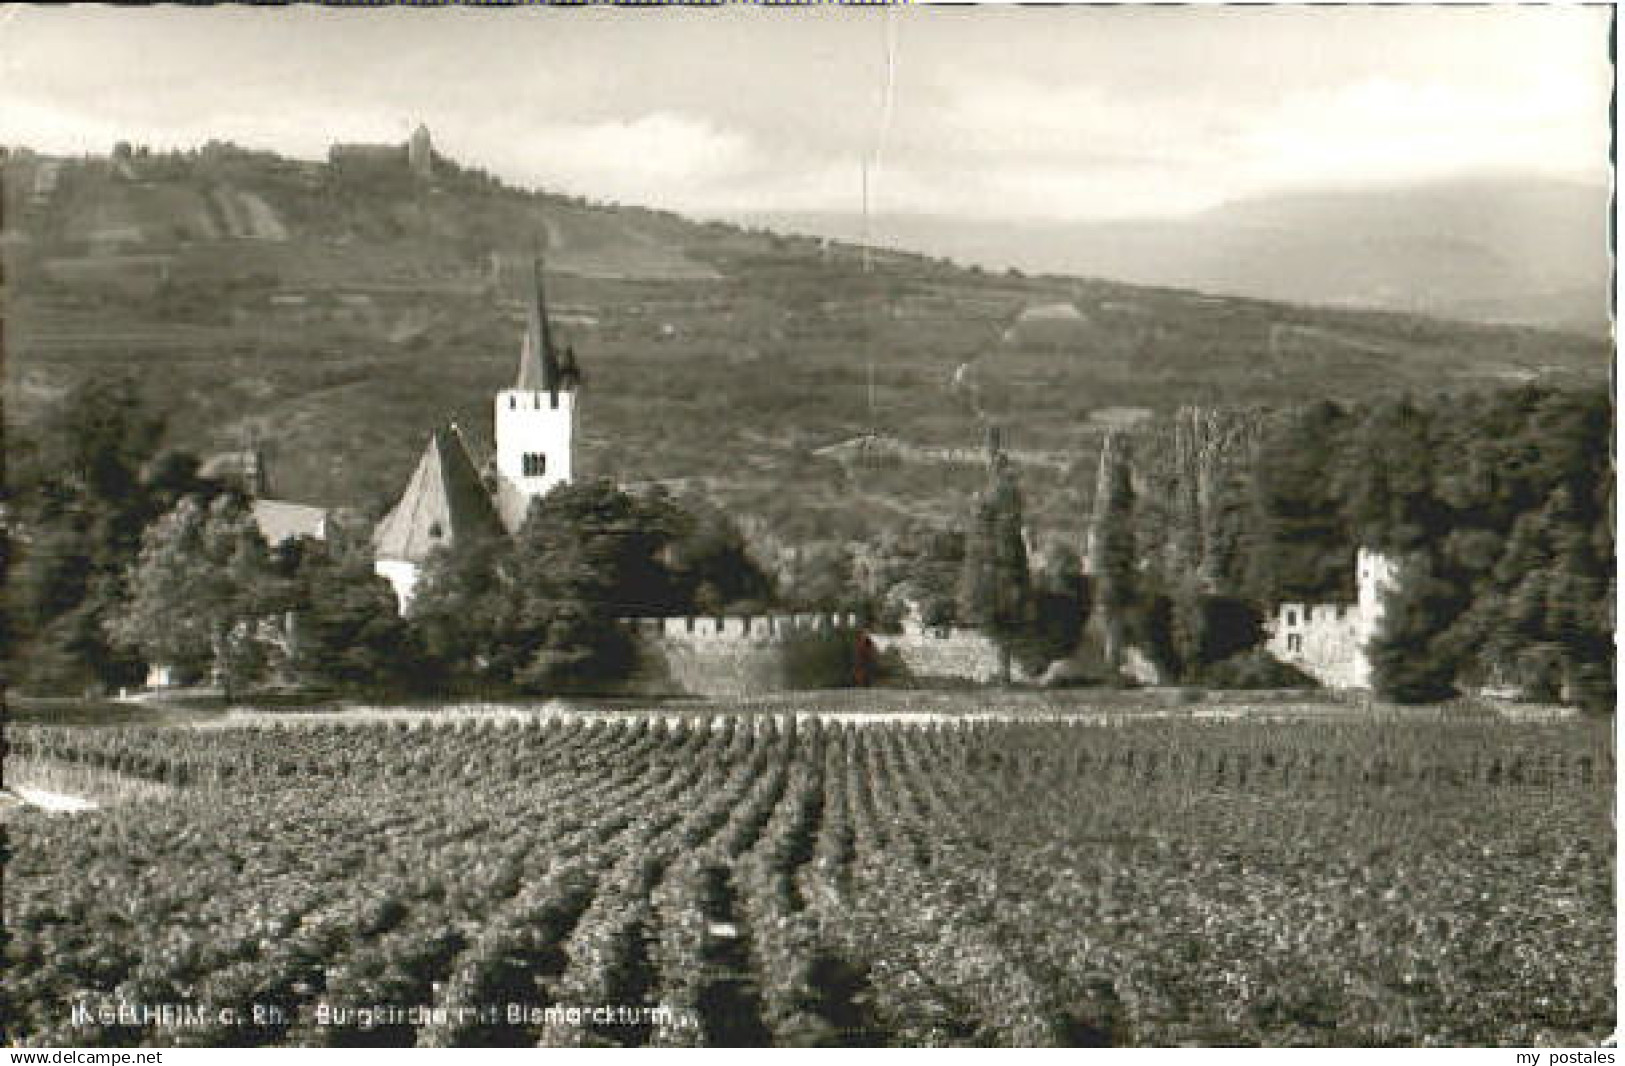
[373, 426, 504, 563]
[251, 499, 327, 546]
[514, 258, 582, 396]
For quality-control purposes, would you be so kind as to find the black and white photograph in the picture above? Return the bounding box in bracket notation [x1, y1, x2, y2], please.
[0, 2, 1615, 1053]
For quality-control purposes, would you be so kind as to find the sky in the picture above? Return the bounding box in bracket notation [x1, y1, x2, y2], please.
[0, 4, 1612, 222]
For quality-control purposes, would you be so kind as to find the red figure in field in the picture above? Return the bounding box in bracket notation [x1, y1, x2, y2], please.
[854, 630, 878, 688]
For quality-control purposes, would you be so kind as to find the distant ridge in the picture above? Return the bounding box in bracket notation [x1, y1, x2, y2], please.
[740, 176, 1611, 336]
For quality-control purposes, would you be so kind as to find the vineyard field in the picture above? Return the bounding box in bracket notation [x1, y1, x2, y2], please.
[3, 713, 1615, 1047]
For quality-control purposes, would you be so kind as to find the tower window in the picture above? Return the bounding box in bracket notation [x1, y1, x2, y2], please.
[1287, 633, 1303, 654]
[509, 396, 516, 410]
[522, 453, 547, 477]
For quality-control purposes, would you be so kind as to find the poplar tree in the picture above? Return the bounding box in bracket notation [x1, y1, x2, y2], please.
[1085, 434, 1136, 673]
[958, 452, 1032, 682]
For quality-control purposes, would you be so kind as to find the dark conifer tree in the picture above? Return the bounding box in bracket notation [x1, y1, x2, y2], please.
[1085, 433, 1136, 674]
[959, 448, 1033, 682]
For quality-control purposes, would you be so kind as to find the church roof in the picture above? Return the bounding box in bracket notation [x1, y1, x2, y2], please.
[251, 499, 327, 546]
[373, 426, 504, 564]
[514, 257, 582, 395]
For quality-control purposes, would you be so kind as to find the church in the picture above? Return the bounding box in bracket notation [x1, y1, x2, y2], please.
[373, 260, 583, 610]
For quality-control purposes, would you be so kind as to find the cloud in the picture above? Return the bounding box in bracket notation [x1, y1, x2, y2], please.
[0, 99, 124, 155]
[511, 113, 761, 205]
[0, 5, 1610, 222]
[1239, 70, 1611, 189]
[934, 77, 1243, 170]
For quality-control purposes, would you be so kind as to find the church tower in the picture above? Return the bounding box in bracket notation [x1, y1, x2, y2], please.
[493, 258, 582, 531]
[408, 123, 433, 179]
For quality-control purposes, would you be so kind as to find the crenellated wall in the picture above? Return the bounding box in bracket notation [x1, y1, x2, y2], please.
[623, 612, 861, 643]
[618, 612, 1013, 693]
[620, 613, 861, 696]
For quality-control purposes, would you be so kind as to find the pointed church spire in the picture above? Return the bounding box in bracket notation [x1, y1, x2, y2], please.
[515, 254, 566, 395]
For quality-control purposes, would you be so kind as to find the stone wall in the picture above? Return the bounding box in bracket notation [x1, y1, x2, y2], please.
[618, 613, 1015, 694]
[868, 621, 1014, 684]
[621, 613, 860, 697]
[629, 640, 791, 698]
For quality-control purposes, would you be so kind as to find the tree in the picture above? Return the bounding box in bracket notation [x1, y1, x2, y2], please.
[20, 604, 114, 697]
[32, 372, 165, 509]
[1368, 557, 1458, 703]
[409, 535, 507, 689]
[283, 538, 424, 694]
[663, 495, 776, 612]
[1429, 389, 1614, 709]
[1166, 592, 1263, 682]
[958, 454, 1032, 682]
[108, 495, 286, 697]
[410, 479, 680, 694]
[1339, 396, 1442, 555]
[5, 377, 209, 693]
[518, 480, 685, 616]
[781, 542, 863, 614]
[1242, 400, 1353, 603]
[1085, 434, 1135, 674]
[1027, 542, 1085, 667]
[506, 500, 635, 692]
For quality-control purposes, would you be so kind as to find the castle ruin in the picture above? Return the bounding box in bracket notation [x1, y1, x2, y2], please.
[1264, 547, 1399, 689]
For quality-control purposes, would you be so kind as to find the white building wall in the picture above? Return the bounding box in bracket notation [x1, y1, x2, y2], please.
[1266, 603, 1370, 688]
[1264, 548, 1399, 690]
[375, 559, 421, 614]
[495, 388, 575, 509]
[1356, 546, 1399, 621]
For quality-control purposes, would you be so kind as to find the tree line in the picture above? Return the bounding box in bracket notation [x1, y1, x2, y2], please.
[3, 376, 774, 699]
[863, 382, 1611, 709]
[1081, 385, 1613, 708]
[6, 375, 1609, 708]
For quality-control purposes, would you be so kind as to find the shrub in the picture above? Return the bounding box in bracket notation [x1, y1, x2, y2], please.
[1202, 649, 1318, 690]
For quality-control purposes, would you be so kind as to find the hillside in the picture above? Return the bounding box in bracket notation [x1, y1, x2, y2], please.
[750, 177, 1612, 336]
[2, 144, 1611, 560]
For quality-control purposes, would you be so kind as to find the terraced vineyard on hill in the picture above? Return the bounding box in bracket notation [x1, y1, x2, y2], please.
[4, 146, 1610, 545]
[5, 713, 1614, 1047]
